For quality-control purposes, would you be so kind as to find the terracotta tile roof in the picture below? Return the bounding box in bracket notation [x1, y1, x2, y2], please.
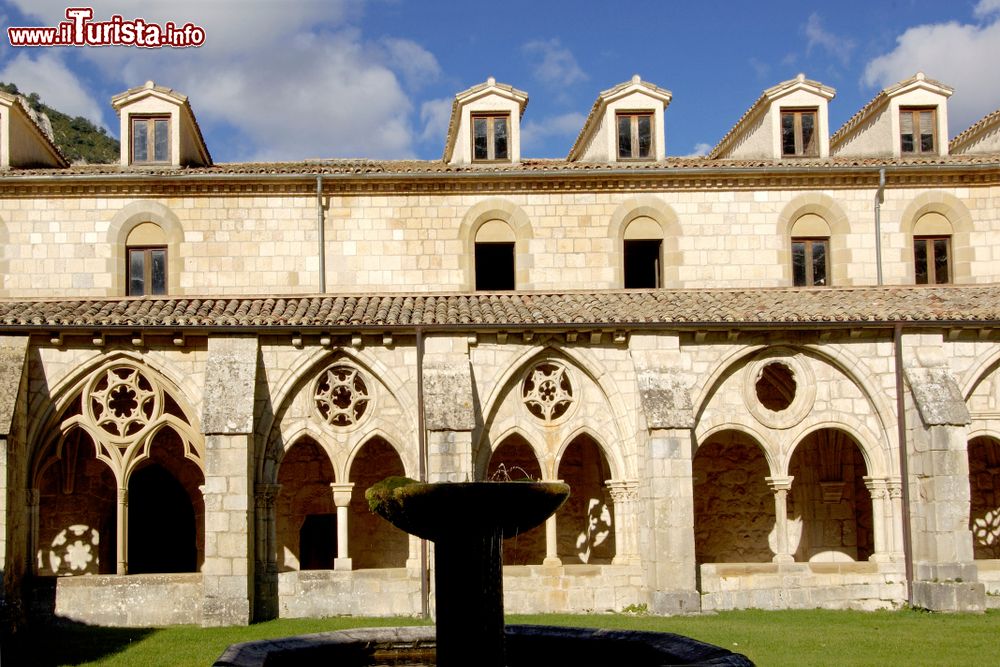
[1, 154, 997, 180]
[1, 286, 997, 331]
[950, 107, 1000, 154]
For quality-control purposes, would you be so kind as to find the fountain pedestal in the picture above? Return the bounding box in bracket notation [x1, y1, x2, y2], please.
[366, 479, 569, 667]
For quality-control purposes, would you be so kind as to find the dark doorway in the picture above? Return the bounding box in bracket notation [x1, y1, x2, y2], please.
[475, 242, 515, 290]
[624, 239, 661, 288]
[128, 463, 197, 573]
[299, 513, 337, 570]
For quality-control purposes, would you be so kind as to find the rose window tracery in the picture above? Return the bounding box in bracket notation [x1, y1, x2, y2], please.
[314, 365, 370, 427]
[522, 361, 574, 422]
[87, 366, 159, 440]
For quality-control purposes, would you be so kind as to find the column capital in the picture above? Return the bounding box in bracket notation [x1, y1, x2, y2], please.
[885, 478, 903, 499]
[254, 483, 281, 507]
[863, 476, 888, 498]
[605, 479, 639, 503]
[765, 476, 793, 492]
[330, 482, 355, 507]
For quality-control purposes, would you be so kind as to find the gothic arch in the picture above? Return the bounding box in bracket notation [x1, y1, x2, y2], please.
[457, 198, 534, 290]
[607, 195, 682, 287]
[107, 200, 185, 295]
[695, 421, 780, 478]
[554, 425, 619, 481]
[344, 430, 415, 481]
[478, 425, 545, 481]
[777, 193, 851, 286]
[899, 191, 974, 283]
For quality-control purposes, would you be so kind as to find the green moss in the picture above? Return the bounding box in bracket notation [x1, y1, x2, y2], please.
[365, 476, 419, 515]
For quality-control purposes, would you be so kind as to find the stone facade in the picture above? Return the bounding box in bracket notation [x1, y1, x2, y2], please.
[1, 73, 1000, 628]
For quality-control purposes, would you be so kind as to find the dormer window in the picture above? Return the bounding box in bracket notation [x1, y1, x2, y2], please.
[781, 108, 818, 157]
[617, 112, 652, 160]
[900, 107, 936, 154]
[132, 116, 170, 164]
[472, 113, 510, 162]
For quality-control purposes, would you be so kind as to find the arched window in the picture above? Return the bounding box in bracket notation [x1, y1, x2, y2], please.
[623, 216, 663, 288]
[913, 212, 952, 284]
[126, 222, 168, 295]
[790, 213, 831, 286]
[474, 219, 515, 290]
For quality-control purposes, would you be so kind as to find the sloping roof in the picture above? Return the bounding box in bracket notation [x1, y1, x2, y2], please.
[0, 91, 69, 167]
[442, 78, 529, 162]
[831, 72, 953, 150]
[950, 107, 1000, 154]
[568, 75, 673, 160]
[1, 285, 997, 331]
[111, 81, 212, 165]
[709, 74, 835, 159]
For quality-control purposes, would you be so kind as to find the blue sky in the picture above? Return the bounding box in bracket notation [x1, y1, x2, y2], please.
[1, 0, 998, 162]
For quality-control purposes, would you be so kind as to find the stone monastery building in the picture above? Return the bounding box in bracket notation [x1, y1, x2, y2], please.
[1, 71, 1000, 628]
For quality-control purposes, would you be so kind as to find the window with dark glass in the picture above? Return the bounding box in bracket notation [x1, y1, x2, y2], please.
[617, 112, 653, 159]
[900, 107, 936, 154]
[624, 240, 662, 288]
[474, 242, 515, 290]
[914, 236, 950, 284]
[127, 246, 167, 295]
[781, 109, 818, 157]
[791, 237, 828, 286]
[131, 116, 170, 164]
[472, 113, 509, 161]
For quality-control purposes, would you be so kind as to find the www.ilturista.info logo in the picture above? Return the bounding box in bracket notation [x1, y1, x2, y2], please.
[8, 7, 205, 48]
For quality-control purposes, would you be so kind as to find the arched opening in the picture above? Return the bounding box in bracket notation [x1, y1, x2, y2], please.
[968, 436, 1000, 559]
[276, 436, 336, 571]
[487, 435, 544, 565]
[349, 437, 408, 568]
[623, 216, 663, 288]
[788, 429, 873, 562]
[790, 213, 830, 287]
[693, 430, 774, 564]
[126, 221, 168, 296]
[127, 428, 204, 573]
[474, 219, 515, 290]
[913, 212, 953, 284]
[556, 435, 614, 564]
[36, 429, 116, 575]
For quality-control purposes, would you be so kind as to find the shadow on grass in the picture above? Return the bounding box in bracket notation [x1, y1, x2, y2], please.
[2, 618, 157, 666]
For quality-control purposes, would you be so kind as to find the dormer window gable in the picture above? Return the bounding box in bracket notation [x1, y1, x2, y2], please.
[112, 81, 211, 168]
[443, 77, 527, 166]
[950, 107, 1000, 155]
[710, 74, 835, 160]
[0, 92, 68, 170]
[569, 75, 672, 163]
[831, 72, 952, 158]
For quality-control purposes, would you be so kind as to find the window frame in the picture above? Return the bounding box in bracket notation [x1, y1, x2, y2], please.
[780, 108, 819, 157]
[616, 111, 654, 161]
[470, 112, 511, 162]
[126, 245, 168, 296]
[913, 235, 951, 285]
[790, 236, 830, 287]
[130, 115, 171, 165]
[899, 106, 937, 155]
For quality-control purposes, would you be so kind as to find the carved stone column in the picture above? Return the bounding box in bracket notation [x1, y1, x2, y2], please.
[117, 487, 128, 575]
[254, 484, 280, 574]
[27, 489, 40, 575]
[607, 479, 639, 564]
[331, 483, 354, 570]
[864, 477, 890, 562]
[886, 478, 905, 560]
[766, 476, 794, 563]
[543, 514, 561, 566]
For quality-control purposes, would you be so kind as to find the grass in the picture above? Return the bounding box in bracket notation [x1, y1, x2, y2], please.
[2, 608, 998, 666]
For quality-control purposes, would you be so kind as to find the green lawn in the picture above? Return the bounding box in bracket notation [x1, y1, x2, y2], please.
[3, 609, 998, 666]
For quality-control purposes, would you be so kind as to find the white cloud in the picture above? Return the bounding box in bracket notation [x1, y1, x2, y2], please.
[0, 51, 105, 126]
[521, 112, 587, 156]
[2, 1, 443, 160]
[418, 97, 452, 145]
[805, 13, 855, 66]
[975, 0, 1000, 19]
[522, 39, 587, 87]
[862, 11, 1000, 135]
[685, 142, 713, 158]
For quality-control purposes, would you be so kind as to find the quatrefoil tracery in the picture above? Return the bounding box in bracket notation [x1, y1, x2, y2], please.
[314, 365, 370, 427]
[522, 361, 574, 422]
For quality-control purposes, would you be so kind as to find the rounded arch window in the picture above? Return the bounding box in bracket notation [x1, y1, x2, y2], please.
[522, 361, 575, 423]
[474, 219, 515, 291]
[790, 214, 831, 287]
[623, 216, 663, 289]
[126, 222, 168, 296]
[313, 364, 371, 429]
[913, 212, 953, 285]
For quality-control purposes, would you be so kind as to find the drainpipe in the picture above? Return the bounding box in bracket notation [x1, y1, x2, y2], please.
[875, 168, 886, 286]
[316, 175, 326, 293]
[893, 323, 914, 605]
[416, 327, 430, 618]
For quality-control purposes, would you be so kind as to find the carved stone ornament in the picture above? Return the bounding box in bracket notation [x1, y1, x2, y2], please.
[85, 365, 162, 444]
[314, 364, 371, 428]
[522, 361, 574, 422]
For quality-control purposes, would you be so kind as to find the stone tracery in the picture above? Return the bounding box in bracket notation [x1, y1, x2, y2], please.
[522, 361, 574, 422]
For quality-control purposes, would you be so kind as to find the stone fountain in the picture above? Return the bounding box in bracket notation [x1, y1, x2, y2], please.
[215, 477, 753, 666]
